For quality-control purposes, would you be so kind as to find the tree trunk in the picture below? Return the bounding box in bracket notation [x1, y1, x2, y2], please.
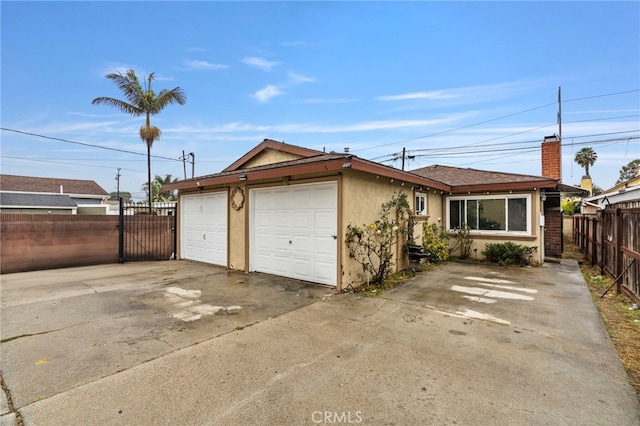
[147, 141, 152, 214]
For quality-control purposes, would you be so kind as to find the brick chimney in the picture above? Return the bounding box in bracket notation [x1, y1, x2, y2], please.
[541, 134, 561, 181]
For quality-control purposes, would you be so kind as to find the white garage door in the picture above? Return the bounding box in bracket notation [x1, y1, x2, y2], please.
[180, 192, 227, 266]
[250, 182, 337, 286]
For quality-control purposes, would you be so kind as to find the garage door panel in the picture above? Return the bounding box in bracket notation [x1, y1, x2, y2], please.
[250, 182, 337, 286]
[180, 193, 227, 266]
[314, 261, 335, 283]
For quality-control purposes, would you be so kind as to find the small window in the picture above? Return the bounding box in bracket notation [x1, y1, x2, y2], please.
[415, 193, 427, 216]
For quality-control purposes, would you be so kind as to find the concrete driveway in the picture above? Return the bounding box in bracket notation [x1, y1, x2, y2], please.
[1, 260, 639, 425]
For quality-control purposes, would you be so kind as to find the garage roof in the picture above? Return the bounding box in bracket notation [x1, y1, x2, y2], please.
[0, 192, 78, 208]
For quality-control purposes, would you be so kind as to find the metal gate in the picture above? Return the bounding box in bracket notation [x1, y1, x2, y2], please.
[118, 200, 177, 262]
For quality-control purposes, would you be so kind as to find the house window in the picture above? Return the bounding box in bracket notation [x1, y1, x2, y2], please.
[447, 194, 530, 234]
[415, 193, 427, 216]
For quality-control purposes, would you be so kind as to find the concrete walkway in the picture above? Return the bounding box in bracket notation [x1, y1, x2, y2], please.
[1, 260, 639, 425]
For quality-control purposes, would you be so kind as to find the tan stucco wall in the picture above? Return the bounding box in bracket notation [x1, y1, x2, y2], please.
[228, 186, 246, 271]
[242, 150, 304, 169]
[340, 170, 414, 288]
[411, 189, 444, 245]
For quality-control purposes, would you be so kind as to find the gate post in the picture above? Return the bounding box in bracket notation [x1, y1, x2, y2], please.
[172, 203, 178, 260]
[616, 208, 623, 293]
[118, 197, 125, 263]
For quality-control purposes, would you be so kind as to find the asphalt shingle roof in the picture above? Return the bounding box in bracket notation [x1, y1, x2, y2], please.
[409, 165, 556, 187]
[0, 193, 78, 208]
[0, 174, 108, 195]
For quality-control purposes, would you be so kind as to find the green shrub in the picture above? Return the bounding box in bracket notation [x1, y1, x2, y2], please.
[345, 192, 410, 285]
[482, 242, 537, 266]
[562, 198, 581, 215]
[422, 222, 449, 263]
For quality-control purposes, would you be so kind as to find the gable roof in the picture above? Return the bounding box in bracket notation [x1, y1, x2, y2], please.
[166, 151, 450, 192]
[0, 174, 108, 196]
[409, 164, 558, 192]
[222, 139, 324, 172]
[0, 192, 77, 208]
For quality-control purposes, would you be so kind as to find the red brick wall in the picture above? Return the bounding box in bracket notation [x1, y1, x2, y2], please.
[1, 214, 120, 274]
[543, 196, 563, 258]
[541, 140, 561, 180]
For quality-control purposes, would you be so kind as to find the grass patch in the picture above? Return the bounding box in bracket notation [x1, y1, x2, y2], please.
[564, 238, 640, 400]
[355, 264, 440, 296]
[234, 322, 258, 331]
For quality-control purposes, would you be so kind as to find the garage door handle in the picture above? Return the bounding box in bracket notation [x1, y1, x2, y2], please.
[203, 234, 206, 240]
[332, 235, 337, 240]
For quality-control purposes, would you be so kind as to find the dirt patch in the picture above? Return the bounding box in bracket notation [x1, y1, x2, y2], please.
[564, 239, 640, 400]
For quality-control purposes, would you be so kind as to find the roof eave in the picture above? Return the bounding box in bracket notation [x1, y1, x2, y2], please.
[449, 180, 558, 193]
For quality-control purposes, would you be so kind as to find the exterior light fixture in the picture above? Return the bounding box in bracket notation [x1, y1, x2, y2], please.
[342, 162, 352, 168]
[239, 174, 247, 181]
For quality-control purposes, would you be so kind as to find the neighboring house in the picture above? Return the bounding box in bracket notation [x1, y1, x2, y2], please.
[581, 176, 640, 213]
[0, 174, 109, 214]
[166, 138, 566, 290]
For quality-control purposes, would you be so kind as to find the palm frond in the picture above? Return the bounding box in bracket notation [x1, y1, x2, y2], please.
[91, 97, 143, 116]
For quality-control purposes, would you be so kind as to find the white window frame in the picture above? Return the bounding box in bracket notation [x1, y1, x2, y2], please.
[415, 193, 427, 216]
[445, 194, 531, 235]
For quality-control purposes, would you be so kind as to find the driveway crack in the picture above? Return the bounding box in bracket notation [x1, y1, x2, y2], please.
[1, 372, 24, 426]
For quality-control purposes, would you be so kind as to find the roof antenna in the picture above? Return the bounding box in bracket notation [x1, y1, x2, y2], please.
[344, 147, 350, 153]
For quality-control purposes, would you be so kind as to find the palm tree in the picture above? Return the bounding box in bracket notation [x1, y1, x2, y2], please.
[142, 174, 179, 202]
[574, 147, 597, 177]
[92, 69, 186, 212]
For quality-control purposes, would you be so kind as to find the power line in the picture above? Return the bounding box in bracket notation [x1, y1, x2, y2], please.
[0, 128, 183, 162]
[1, 155, 146, 174]
[358, 88, 639, 153]
[564, 89, 640, 103]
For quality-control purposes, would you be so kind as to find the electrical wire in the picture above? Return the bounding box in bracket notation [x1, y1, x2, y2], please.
[0, 128, 183, 162]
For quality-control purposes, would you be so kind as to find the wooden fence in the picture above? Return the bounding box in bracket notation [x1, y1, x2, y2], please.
[574, 207, 640, 303]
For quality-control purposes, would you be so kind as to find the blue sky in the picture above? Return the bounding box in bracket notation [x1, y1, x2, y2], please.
[2, 1, 639, 199]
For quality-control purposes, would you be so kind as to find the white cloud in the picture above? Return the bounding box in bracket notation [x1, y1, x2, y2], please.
[183, 59, 228, 70]
[281, 41, 307, 47]
[376, 80, 543, 104]
[242, 56, 280, 71]
[376, 91, 458, 101]
[288, 72, 316, 84]
[253, 85, 283, 103]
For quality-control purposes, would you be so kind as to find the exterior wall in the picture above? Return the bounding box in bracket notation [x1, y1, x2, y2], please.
[340, 170, 413, 288]
[541, 140, 561, 180]
[411, 189, 444, 245]
[228, 186, 246, 271]
[77, 206, 108, 215]
[0, 208, 75, 215]
[1, 214, 119, 273]
[563, 215, 574, 240]
[439, 190, 543, 264]
[242, 150, 304, 169]
[580, 176, 593, 196]
[543, 195, 563, 258]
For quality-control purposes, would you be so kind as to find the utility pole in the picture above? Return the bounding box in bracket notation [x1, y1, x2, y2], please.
[115, 168, 121, 200]
[401, 147, 406, 171]
[181, 150, 187, 179]
[558, 86, 562, 142]
[190, 152, 195, 178]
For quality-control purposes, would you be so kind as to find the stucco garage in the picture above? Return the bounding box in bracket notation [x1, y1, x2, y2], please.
[179, 192, 227, 266]
[166, 139, 563, 290]
[249, 181, 338, 286]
